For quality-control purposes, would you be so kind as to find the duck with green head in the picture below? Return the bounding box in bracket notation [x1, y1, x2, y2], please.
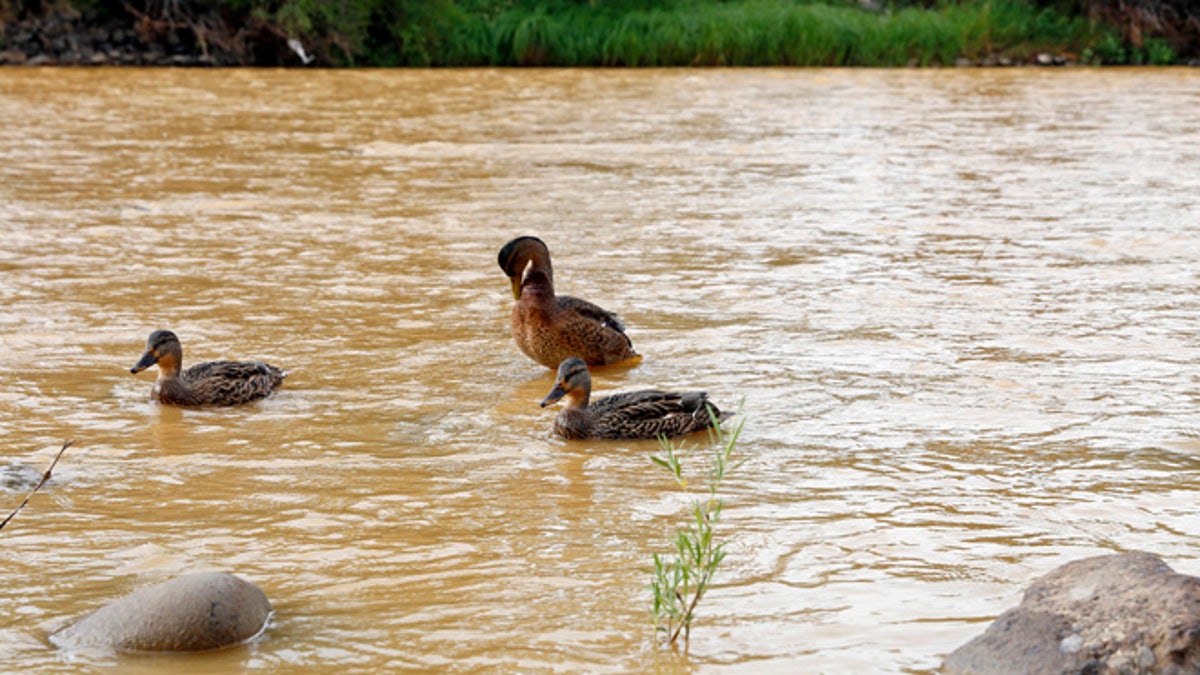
[540, 357, 727, 440]
[498, 236, 639, 369]
[130, 330, 286, 406]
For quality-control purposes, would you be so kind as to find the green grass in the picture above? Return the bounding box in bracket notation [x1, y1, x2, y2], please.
[3, 0, 1178, 66]
[649, 409, 745, 647]
[388, 0, 1103, 67]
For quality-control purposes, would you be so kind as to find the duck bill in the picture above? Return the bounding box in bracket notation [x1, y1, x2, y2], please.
[130, 350, 157, 374]
[540, 383, 567, 408]
[510, 275, 522, 300]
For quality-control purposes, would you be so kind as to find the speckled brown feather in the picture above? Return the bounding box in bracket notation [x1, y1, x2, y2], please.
[541, 357, 726, 440]
[160, 361, 285, 406]
[131, 330, 286, 407]
[498, 236, 638, 369]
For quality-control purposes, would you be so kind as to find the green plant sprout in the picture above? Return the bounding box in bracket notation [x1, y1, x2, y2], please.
[649, 405, 745, 648]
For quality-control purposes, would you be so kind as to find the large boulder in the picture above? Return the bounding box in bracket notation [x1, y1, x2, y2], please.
[944, 552, 1200, 674]
[52, 572, 271, 653]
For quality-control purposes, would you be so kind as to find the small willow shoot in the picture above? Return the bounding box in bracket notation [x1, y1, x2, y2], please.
[649, 408, 745, 648]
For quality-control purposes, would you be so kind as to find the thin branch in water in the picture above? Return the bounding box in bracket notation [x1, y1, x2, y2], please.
[0, 439, 74, 533]
[974, 241, 991, 265]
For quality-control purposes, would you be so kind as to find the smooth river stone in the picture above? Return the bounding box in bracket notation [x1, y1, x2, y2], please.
[943, 552, 1200, 674]
[52, 572, 271, 652]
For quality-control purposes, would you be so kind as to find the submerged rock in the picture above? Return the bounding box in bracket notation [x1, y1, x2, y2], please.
[1, 462, 43, 492]
[944, 551, 1200, 674]
[52, 572, 271, 653]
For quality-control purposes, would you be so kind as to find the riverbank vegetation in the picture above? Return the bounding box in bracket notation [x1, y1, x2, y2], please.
[0, 0, 1196, 67]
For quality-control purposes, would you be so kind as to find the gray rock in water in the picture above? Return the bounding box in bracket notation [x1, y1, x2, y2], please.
[52, 572, 271, 652]
[944, 551, 1200, 674]
[1, 462, 43, 491]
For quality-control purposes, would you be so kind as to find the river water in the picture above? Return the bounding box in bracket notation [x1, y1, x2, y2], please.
[0, 67, 1198, 673]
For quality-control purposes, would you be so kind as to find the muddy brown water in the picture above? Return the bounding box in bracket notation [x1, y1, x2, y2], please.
[0, 67, 1198, 672]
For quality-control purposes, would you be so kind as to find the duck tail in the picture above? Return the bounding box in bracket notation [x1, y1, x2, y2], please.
[704, 401, 732, 423]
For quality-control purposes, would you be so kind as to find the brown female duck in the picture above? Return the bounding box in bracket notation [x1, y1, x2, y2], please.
[130, 330, 286, 406]
[540, 357, 727, 440]
[498, 236, 639, 369]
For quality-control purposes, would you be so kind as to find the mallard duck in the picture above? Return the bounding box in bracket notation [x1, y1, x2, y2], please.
[498, 236, 639, 369]
[540, 357, 727, 440]
[130, 330, 286, 406]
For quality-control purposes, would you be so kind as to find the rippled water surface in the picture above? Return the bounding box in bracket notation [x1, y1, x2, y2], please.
[1, 67, 1198, 673]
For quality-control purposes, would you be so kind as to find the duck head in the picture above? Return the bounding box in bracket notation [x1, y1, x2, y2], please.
[541, 357, 592, 409]
[131, 329, 183, 376]
[498, 236, 554, 299]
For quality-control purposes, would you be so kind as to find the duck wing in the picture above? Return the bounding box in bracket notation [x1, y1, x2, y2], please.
[591, 390, 678, 417]
[557, 295, 630, 342]
[180, 361, 286, 405]
[592, 390, 718, 439]
[184, 361, 283, 381]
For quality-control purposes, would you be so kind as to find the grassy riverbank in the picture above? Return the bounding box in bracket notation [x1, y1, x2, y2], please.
[380, 0, 1099, 67]
[0, 0, 1194, 67]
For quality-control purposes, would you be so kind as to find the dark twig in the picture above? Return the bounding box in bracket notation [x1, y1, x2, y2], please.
[0, 439, 74, 533]
[974, 241, 991, 265]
